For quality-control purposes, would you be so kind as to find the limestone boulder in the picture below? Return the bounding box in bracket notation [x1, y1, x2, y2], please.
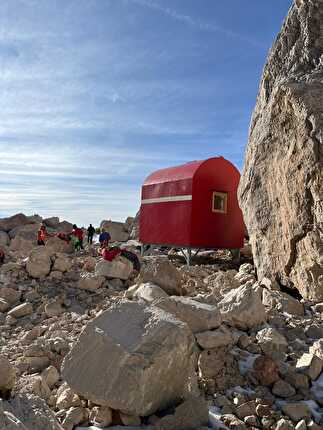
[95, 257, 133, 280]
[238, 0, 323, 301]
[9, 224, 39, 240]
[262, 288, 304, 316]
[139, 258, 183, 295]
[56, 220, 73, 233]
[53, 254, 73, 272]
[218, 283, 267, 330]
[62, 301, 196, 416]
[10, 236, 34, 255]
[45, 237, 74, 255]
[0, 231, 10, 247]
[0, 355, 16, 394]
[77, 273, 105, 291]
[154, 296, 222, 334]
[26, 248, 51, 278]
[0, 394, 63, 430]
[133, 282, 169, 303]
[0, 213, 29, 232]
[155, 397, 209, 430]
[43, 217, 60, 228]
[100, 220, 129, 242]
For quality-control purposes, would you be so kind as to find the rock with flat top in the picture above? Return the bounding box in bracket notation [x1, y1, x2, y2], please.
[218, 284, 266, 329]
[154, 296, 222, 333]
[138, 258, 183, 295]
[62, 301, 196, 416]
[95, 257, 133, 280]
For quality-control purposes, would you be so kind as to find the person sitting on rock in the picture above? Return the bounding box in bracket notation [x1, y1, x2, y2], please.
[99, 228, 111, 248]
[100, 245, 121, 261]
[0, 248, 5, 265]
[87, 224, 95, 244]
[120, 249, 141, 273]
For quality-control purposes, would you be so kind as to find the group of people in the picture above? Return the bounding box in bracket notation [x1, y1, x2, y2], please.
[37, 223, 96, 251]
[0, 222, 140, 274]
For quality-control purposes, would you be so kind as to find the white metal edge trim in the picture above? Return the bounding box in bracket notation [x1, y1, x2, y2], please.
[141, 195, 192, 204]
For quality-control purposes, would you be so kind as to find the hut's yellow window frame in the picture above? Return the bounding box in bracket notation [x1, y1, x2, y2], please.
[212, 191, 228, 213]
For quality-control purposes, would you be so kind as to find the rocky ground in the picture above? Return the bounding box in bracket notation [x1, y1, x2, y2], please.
[0, 213, 323, 430]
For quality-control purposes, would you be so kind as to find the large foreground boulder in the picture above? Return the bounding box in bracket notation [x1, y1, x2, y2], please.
[238, 0, 323, 301]
[0, 394, 63, 429]
[62, 301, 196, 416]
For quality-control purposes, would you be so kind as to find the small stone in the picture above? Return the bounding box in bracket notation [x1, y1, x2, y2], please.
[120, 412, 141, 426]
[295, 419, 307, 430]
[282, 403, 311, 422]
[236, 401, 257, 419]
[305, 325, 323, 339]
[253, 356, 280, 385]
[89, 405, 113, 427]
[256, 404, 272, 417]
[41, 365, 60, 388]
[0, 355, 16, 394]
[195, 325, 233, 349]
[307, 420, 321, 430]
[62, 406, 86, 430]
[275, 418, 296, 430]
[0, 298, 10, 313]
[8, 302, 33, 318]
[296, 353, 323, 380]
[244, 415, 259, 426]
[45, 301, 64, 317]
[272, 379, 296, 398]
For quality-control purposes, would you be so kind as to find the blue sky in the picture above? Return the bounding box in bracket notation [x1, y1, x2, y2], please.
[0, 0, 292, 226]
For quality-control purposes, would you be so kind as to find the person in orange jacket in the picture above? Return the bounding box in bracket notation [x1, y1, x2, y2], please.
[37, 225, 47, 246]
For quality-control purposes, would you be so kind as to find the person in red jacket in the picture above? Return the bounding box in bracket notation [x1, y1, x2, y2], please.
[72, 224, 84, 251]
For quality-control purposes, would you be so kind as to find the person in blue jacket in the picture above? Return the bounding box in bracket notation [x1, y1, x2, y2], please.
[99, 228, 111, 248]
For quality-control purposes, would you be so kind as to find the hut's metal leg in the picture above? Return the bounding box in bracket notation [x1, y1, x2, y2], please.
[231, 248, 241, 263]
[179, 248, 191, 266]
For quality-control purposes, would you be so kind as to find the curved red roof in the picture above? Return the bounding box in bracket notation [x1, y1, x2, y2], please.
[143, 157, 222, 185]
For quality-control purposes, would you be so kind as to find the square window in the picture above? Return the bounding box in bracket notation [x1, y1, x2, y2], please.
[212, 191, 227, 213]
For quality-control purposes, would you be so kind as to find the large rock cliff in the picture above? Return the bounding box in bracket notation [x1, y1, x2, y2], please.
[239, 0, 323, 300]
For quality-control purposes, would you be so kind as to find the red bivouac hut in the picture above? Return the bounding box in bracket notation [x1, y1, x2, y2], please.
[140, 157, 244, 256]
